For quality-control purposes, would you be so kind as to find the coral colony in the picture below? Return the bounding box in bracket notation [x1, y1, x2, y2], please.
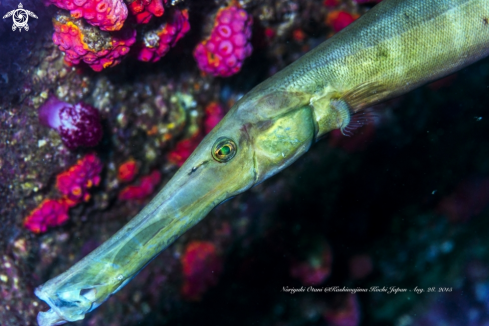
[24, 154, 103, 233]
[193, 4, 253, 77]
[52, 13, 136, 71]
[137, 8, 190, 62]
[44, 0, 128, 31]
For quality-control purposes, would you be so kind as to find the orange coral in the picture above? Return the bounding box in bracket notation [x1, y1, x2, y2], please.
[118, 159, 138, 182]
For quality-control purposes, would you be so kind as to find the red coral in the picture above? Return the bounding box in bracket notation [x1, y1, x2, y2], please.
[323, 0, 339, 6]
[56, 153, 103, 205]
[118, 159, 138, 182]
[167, 133, 202, 167]
[326, 11, 359, 32]
[204, 102, 225, 134]
[181, 241, 222, 301]
[44, 0, 128, 31]
[193, 4, 253, 77]
[136, 8, 190, 62]
[126, 0, 166, 24]
[52, 12, 136, 71]
[118, 170, 161, 201]
[23, 199, 70, 234]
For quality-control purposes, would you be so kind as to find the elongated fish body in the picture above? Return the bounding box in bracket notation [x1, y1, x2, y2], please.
[245, 0, 489, 138]
[35, 1, 489, 325]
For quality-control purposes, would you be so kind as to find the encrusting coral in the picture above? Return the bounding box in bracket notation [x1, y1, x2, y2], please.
[52, 12, 136, 71]
[44, 0, 128, 31]
[136, 8, 190, 62]
[193, 4, 253, 77]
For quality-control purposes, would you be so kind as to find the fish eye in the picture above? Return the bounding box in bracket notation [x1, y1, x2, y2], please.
[212, 137, 237, 163]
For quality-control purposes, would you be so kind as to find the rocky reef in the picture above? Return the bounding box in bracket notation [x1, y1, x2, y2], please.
[2, 0, 489, 325]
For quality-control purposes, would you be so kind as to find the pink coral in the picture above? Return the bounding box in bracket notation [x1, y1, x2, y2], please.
[127, 0, 166, 24]
[181, 241, 222, 301]
[44, 0, 128, 31]
[193, 4, 253, 77]
[23, 199, 70, 234]
[118, 170, 161, 201]
[204, 102, 225, 134]
[52, 12, 136, 71]
[39, 96, 102, 149]
[137, 8, 190, 62]
[326, 11, 359, 32]
[56, 153, 103, 205]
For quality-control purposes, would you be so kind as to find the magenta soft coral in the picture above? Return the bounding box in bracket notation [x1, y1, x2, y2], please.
[137, 8, 190, 62]
[44, 0, 128, 31]
[23, 154, 103, 234]
[193, 4, 253, 77]
[126, 0, 166, 24]
[39, 96, 102, 149]
[118, 170, 161, 201]
[52, 12, 136, 71]
[23, 199, 70, 234]
[56, 153, 103, 205]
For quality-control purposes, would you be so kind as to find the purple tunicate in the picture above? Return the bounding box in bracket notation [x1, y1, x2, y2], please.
[38, 96, 103, 149]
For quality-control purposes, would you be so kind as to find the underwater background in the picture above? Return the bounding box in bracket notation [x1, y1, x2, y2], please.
[2, 0, 489, 325]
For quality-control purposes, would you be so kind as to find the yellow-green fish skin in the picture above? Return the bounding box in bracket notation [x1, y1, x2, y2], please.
[242, 0, 489, 138]
[34, 1, 489, 325]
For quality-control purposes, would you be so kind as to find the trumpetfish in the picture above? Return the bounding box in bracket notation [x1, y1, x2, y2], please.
[35, 0, 489, 324]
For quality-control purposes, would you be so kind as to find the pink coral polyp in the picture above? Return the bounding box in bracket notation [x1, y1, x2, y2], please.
[137, 8, 190, 62]
[193, 5, 253, 77]
[127, 0, 166, 24]
[44, 0, 128, 31]
[52, 12, 136, 71]
[56, 153, 103, 205]
[24, 199, 70, 234]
